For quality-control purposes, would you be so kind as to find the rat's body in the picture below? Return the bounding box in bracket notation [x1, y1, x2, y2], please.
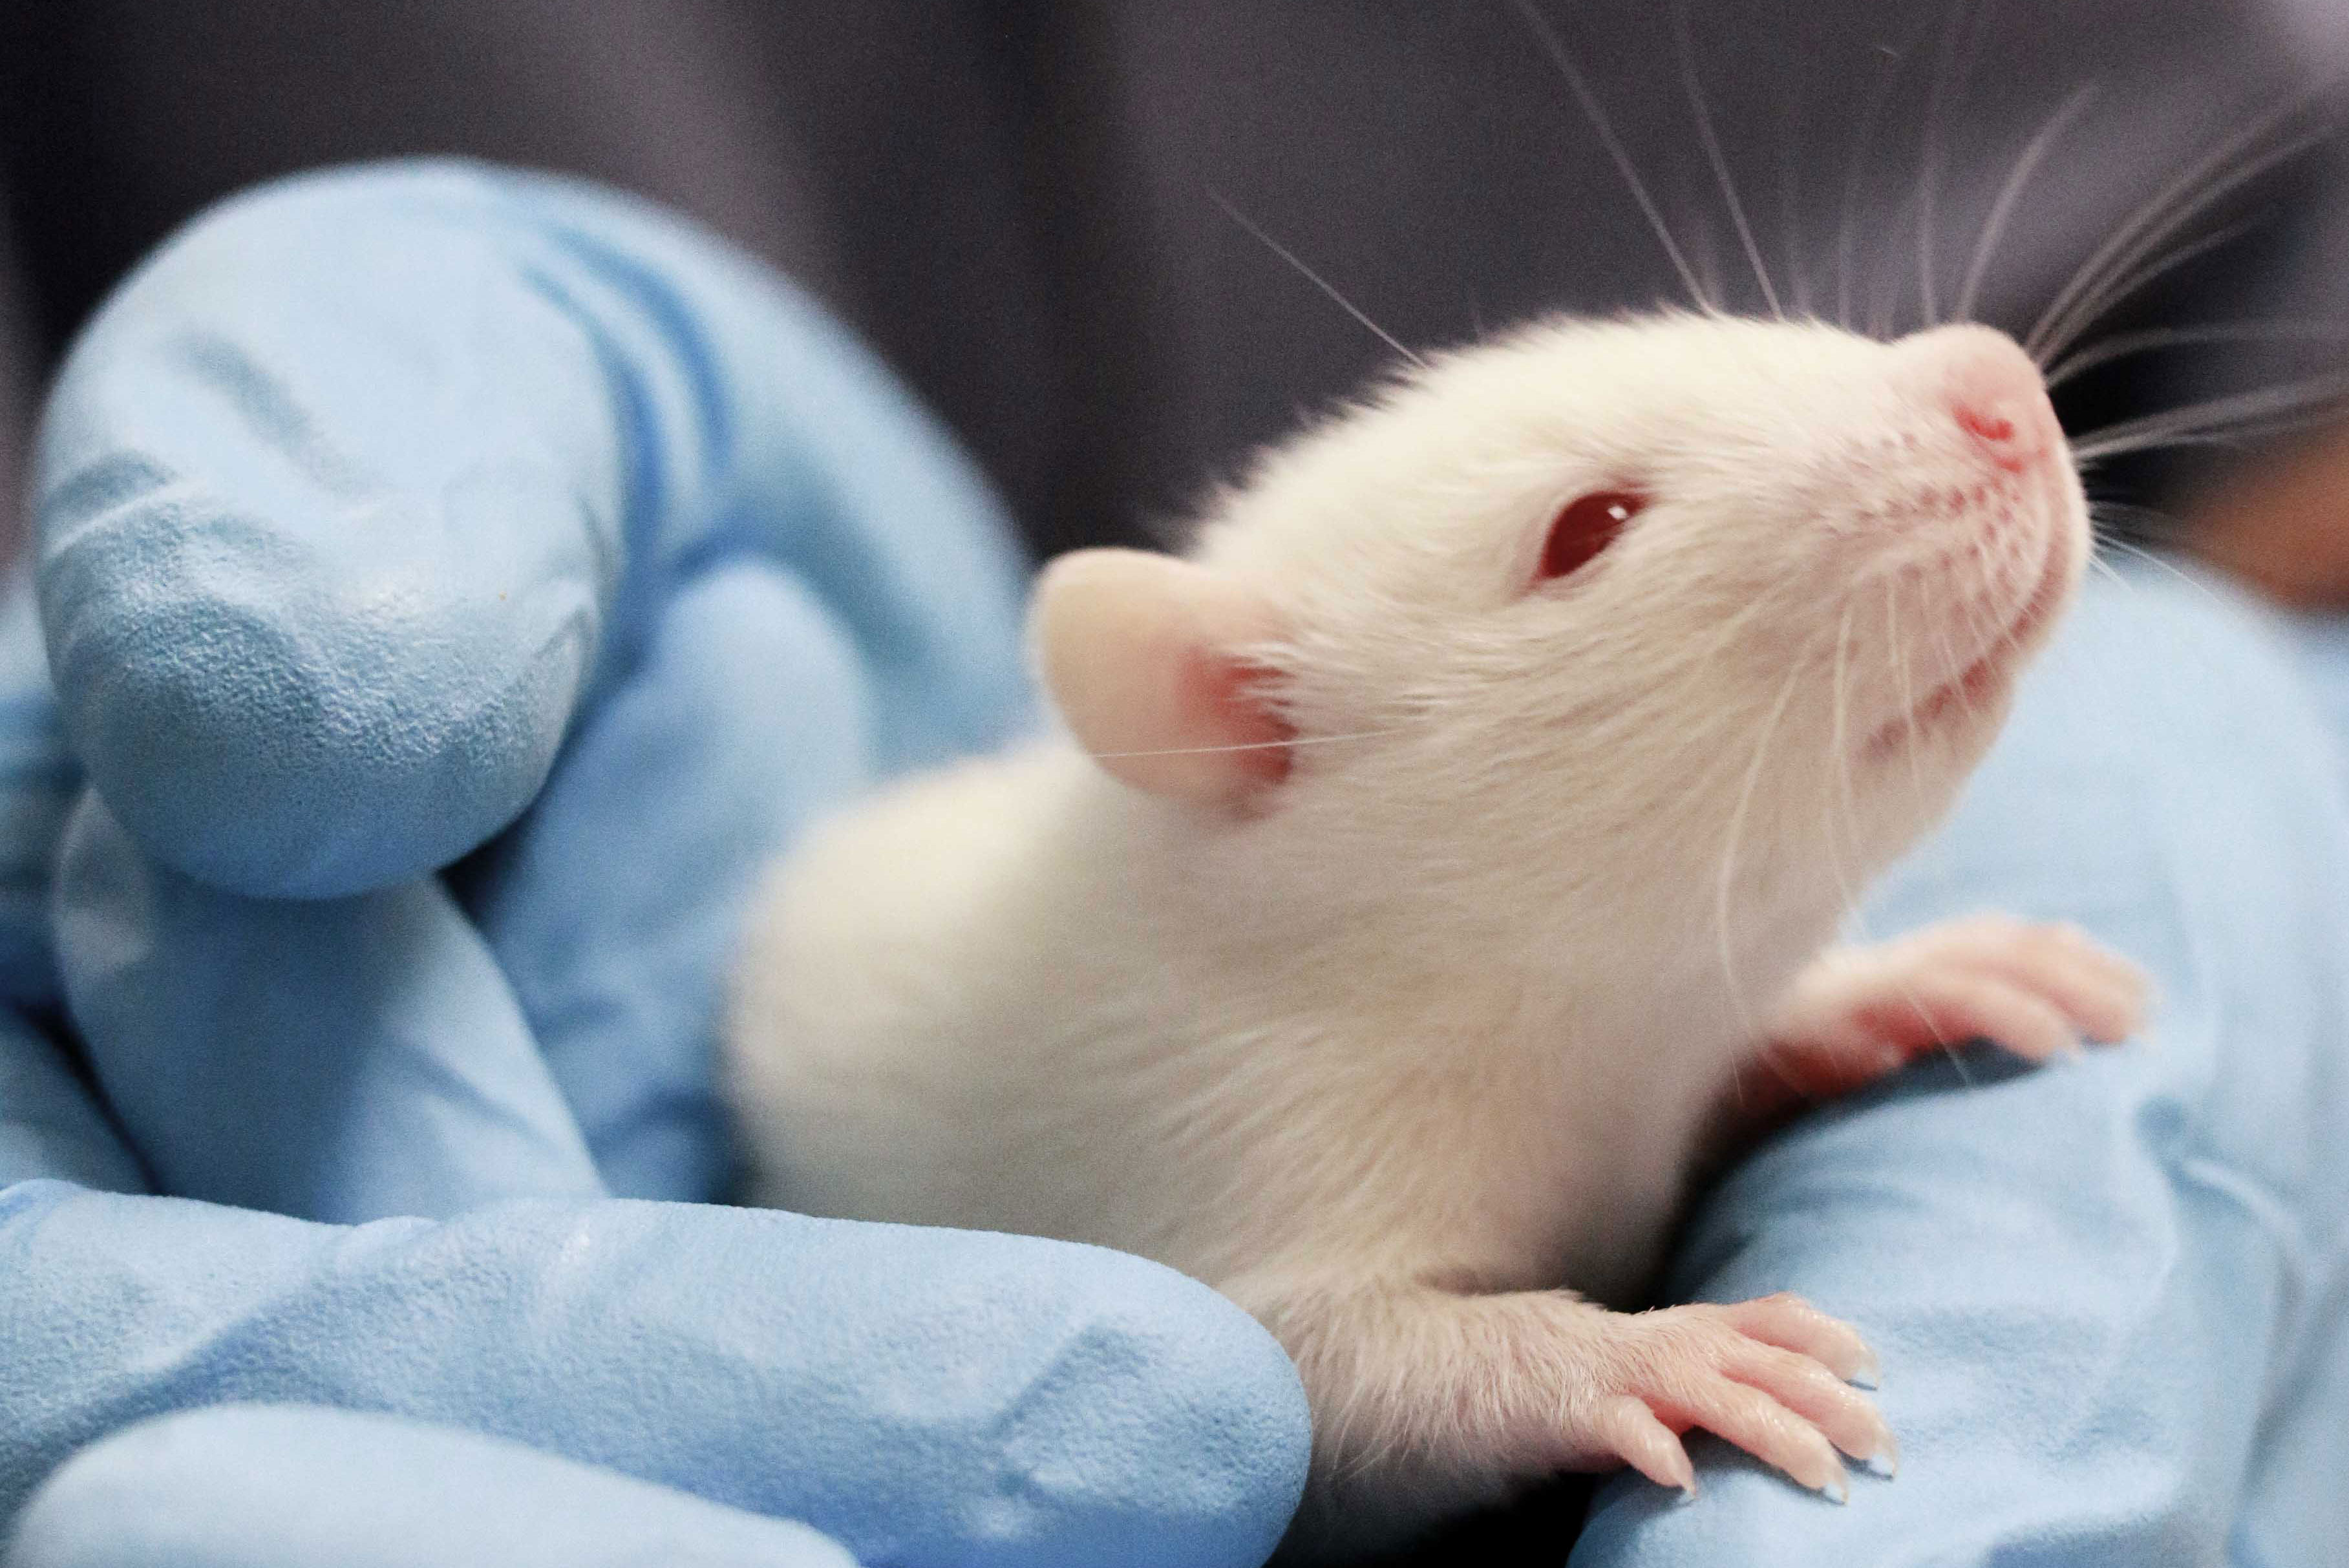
[725, 315, 2146, 1556]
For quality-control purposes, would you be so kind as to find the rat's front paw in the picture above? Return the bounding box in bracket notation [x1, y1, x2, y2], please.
[1570, 1293, 1894, 1501]
[1756, 916, 2150, 1098]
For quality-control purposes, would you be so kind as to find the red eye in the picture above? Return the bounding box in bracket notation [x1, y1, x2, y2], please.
[1537, 489, 1645, 582]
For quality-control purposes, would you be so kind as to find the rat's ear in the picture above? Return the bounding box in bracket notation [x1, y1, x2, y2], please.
[1032, 548, 1292, 809]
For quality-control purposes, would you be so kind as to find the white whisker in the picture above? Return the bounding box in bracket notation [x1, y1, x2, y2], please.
[1914, 0, 1979, 327]
[1674, 572, 1830, 686]
[1783, 149, 1816, 319]
[1675, 0, 1781, 317]
[2025, 101, 2330, 363]
[1878, 604, 1981, 1088]
[1918, 567, 1979, 721]
[1835, 17, 1935, 332]
[2024, 108, 2297, 357]
[1093, 729, 1403, 761]
[1957, 83, 2099, 324]
[2068, 372, 2349, 465]
[1776, 25, 1816, 320]
[2095, 535, 2231, 610]
[1866, 187, 1920, 341]
[1885, 573, 1930, 810]
[1825, 598, 1867, 915]
[1715, 658, 1815, 1041]
[2045, 319, 2349, 393]
[2088, 496, 2196, 547]
[1207, 189, 1429, 370]
[2032, 217, 2262, 370]
[2087, 518, 2234, 690]
[1509, 0, 1712, 310]
[2068, 551, 2142, 735]
[2085, 550, 2140, 598]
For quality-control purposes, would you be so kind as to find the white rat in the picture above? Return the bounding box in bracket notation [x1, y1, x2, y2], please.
[723, 313, 2149, 1558]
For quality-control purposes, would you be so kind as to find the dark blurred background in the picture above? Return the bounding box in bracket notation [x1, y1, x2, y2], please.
[3, 0, 2347, 578]
[0, 3, 2344, 1555]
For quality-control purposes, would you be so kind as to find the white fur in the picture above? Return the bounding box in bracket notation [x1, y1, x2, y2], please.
[724, 315, 2092, 1556]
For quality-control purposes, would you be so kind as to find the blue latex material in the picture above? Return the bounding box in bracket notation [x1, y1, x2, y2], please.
[8, 1406, 858, 1568]
[34, 162, 1043, 1209]
[0, 1180, 1302, 1568]
[1574, 567, 2349, 1565]
[0, 162, 1310, 1568]
[5, 155, 2348, 1566]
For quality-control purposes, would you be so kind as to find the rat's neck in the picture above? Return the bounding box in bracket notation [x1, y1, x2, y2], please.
[1077, 770, 1856, 1059]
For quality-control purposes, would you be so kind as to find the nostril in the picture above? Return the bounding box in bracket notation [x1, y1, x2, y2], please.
[1956, 405, 2017, 445]
[1952, 394, 2045, 474]
[1896, 324, 2056, 472]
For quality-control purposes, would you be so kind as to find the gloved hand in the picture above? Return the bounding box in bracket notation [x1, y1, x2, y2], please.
[0, 161, 1308, 1567]
[1572, 565, 2349, 1565]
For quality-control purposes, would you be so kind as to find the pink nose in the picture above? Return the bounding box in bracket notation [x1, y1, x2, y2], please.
[1901, 324, 2054, 474]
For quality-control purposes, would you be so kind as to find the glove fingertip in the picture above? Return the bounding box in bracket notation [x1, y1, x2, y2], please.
[37, 489, 590, 900]
[998, 1240, 1315, 1566]
[34, 165, 623, 901]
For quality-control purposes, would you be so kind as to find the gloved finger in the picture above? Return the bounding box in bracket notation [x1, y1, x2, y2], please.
[1574, 564, 2349, 1563]
[0, 573, 78, 1017]
[36, 169, 617, 902]
[18, 466, 599, 1221]
[6, 1405, 855, 1568]
[454, 561, 882, 1202]
[502, 164, 1034, 777]
[1, 1182, 1310, 1568]
[440, 170, 1041, 1201]
[52, 792, 602, 1222]
[34, 158, 1028, 904]
[0, 1012, 143, 1196]
[0, 575, 141, 1196]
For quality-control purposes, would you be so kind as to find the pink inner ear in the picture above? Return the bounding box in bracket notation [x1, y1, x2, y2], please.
[1182, 648, 1294, 789]
[1030, 546, 1293, 809]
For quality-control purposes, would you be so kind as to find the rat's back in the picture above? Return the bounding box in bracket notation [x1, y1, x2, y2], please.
[726, 741, 1193, 1240]
[728, 745, 1056, 1214]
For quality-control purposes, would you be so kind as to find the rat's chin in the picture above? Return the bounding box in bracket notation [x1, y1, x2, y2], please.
[1861, 516, 2077, 764]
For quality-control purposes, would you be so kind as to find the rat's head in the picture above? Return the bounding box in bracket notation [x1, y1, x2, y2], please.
[1034, 315, 2087, 939]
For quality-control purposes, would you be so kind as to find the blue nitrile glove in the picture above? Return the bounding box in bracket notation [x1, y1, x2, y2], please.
[11, 1406, 858, 1568]
[1, 161, 1309, 1567]
[1573, 563, 2349, 1565]
[36, 158, 1047, 1216]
